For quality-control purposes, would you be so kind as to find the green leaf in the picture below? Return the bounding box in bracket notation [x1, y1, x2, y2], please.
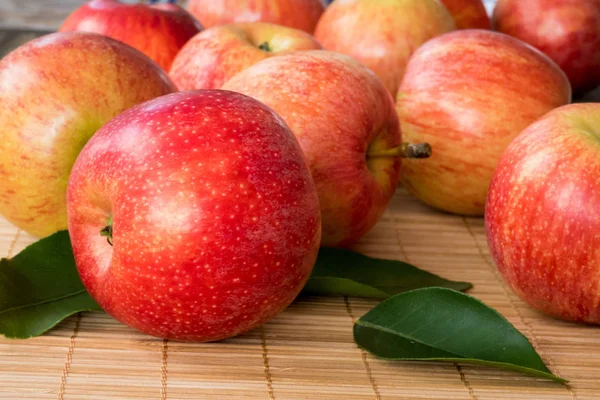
[0, 236, 471, 338]
[354, 287, 566, 382]
[0, 230, 101, 339]
[303, 248, 472, 298]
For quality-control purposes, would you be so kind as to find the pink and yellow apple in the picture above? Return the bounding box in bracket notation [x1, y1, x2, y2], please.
[67, 90, 321, 341]
[170, 22, 322, 90]
[223, 51, 405, 247]
[440, 0, 491, 29]
[486, 103, 600, 324]
[0, 32, 175, 237]
[186, 0, 325, 34]
[314, 0, 456, 97]
[397, 30, 571, 216]
[60, 0, 202, 71]
[493, 0, 600, 94]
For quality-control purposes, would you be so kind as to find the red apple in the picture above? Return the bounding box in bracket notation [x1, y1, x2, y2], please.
[59, 0, 202, 71]
[0, 32, 175, 237]
[223, 51, 405, 247]
[314, 0, 455, 97]
[397, 30, 571, 216]
[186, 0, 325, 34]
[486, 103, 600, 324]
[67, 90, 321, 341]
[493, 0, 600, 95]
[440, 0, 491, 29]
[170, 22, 322, 90]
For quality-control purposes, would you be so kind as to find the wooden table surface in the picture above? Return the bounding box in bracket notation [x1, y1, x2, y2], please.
[0, 0, 87, 31]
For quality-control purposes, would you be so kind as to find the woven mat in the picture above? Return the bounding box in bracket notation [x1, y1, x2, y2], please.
[0, 189, 598, 400]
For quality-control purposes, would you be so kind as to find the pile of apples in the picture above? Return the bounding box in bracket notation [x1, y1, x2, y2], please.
[0, 0, 599, 342]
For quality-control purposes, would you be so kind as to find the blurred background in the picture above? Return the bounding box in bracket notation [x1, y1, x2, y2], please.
[0, 0, 596, 99]
[1, 0, 498, 31]
[0, 0, 489, 58]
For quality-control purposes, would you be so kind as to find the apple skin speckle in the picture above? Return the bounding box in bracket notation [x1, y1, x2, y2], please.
[397, 30, 571, 216]
[186, 0, 325, 34]
[169, 22, 322, 91]
[314, 0, 456, 97]
[493, 0, 600, 94]
[223, 51, 402, 247]
[486, 103, 600, 325]
[59, 0, 203, 71]
[0, 32, 176, 238]
[67, 90, 321, 342]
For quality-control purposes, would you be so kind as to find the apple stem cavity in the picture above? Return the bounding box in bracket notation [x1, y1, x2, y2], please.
[258, 42, 271, 52]
[369, 142, 432, 159]
[99, 215, 114, 246]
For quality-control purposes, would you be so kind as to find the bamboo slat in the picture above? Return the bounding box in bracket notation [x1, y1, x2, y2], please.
[1, 189, 599, 400]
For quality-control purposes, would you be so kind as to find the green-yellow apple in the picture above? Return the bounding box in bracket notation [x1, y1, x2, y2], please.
[67, 90, 321, 341]
[314, 0, 456, 97]
[0, 32, 175, 237]
[170, 22, 322, 90]
[224, 51, 425, 247]
[440, 0, 491, 29]
[486, 103, 600, 324]
[59, 0, 202, 71]
[397, 30, 571, 216]
[493, 0, 600, 94]
[186, 0, 325, 33]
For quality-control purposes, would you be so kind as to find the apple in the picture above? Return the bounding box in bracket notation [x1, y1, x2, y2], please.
[493, 0, 600, 94]
[186, 0, 325, 34]
[169, 22, 322, 91]
[224, 51, 420, 247]
[0, 32, 175, 237]
[66, 90, 321, 341]
[440, 0, 491, 29]
[59, 0, 202, 71]
[397, 30, 571, 216]
[486, 103, 600, 324]
[314, 0, 455, 97]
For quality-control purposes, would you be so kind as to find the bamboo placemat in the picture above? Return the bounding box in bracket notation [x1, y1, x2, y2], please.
[1, 189, 598, 400]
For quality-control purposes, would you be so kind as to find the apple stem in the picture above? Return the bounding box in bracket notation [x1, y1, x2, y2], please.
[368, 142, 432, 159]
[258, 42, 271, 52]
[99, 215, 113, 246]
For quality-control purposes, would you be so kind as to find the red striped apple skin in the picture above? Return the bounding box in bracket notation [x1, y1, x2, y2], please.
[223, 51, 401, 247]
[440, 0, 491, 29]
[169, 22, 322, 91]
[0, 32, 175, 238]
[493, 0, 600, 94]
[314, 0, 455, 97]
[67, 90, 321, 341]
[187, 0, 325, 34]
[397, 30, 571, 216]
[60, 0, 202, 71]
[486, 103, 600, 325]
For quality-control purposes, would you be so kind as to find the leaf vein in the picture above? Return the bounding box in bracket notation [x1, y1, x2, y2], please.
[0, 290, 93, 315]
